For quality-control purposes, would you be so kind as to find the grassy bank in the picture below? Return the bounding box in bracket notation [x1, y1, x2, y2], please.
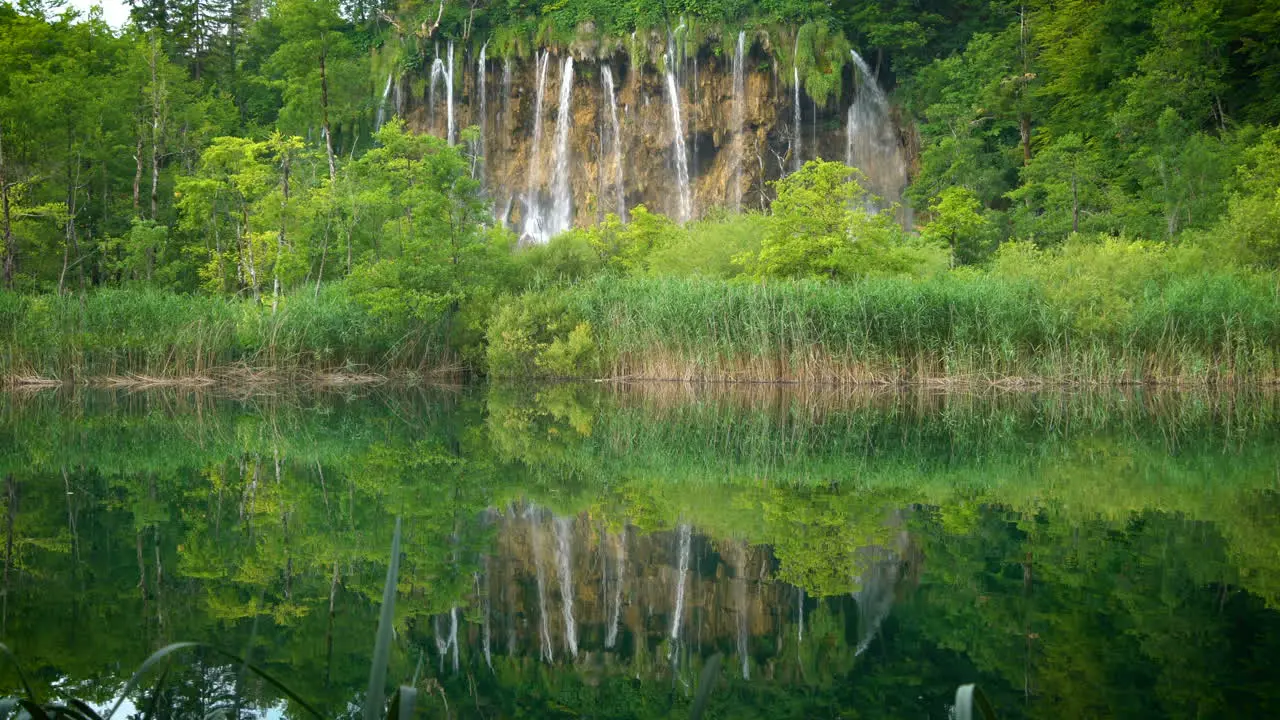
[0, 284, 456, 384]
[487, 272, 1280, 384]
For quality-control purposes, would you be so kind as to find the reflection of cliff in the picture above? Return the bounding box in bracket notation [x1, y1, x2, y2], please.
[400, 33, 910, 242]
[437, 503, 912, 677]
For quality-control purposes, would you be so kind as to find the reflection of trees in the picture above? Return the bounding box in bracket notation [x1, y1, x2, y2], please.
[0, 386, 1278, 717]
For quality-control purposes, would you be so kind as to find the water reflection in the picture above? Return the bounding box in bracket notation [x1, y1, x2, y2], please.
[0, 385, 1278, 718]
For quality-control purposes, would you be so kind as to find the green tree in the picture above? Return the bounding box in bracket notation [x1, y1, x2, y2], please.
[745, 159, 930, 280]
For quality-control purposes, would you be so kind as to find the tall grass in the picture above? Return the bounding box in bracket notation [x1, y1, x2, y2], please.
[0, 283, 455, 381]
[490, 273, 1280, 383]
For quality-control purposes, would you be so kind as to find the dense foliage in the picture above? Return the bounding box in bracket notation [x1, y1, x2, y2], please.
[1, 1, 1279, 379]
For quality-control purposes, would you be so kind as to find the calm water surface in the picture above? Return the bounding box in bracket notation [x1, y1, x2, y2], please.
[2, 385, 1279, 718]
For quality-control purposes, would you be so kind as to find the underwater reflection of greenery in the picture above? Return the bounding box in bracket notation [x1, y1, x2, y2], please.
[0, 385, 1278, 718]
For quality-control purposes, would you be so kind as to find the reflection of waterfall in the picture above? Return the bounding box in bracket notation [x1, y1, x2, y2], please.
[663, 54, 692, 223]
[548, 57, 575, 239]
[522, 51, 551, 244]
[555, 516, 578, 658]
[670, 524, 691, 641]
[449, 604, 459, 671]
[526, 506, 554, 662]
[730, 31, 746, 212]
[734, 543, 749, 680]
[797, 587, 805, 643]
[602, 65, 626, 221]
[480, 564, 492, 669]
[375, 72, 393, 131]
[606, 528, 627, 648]
[852, 550, 901, 656]
[846, 50, 907, 207]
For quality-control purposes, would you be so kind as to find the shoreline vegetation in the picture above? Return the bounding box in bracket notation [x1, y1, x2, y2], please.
[5, 4, 1280, 388]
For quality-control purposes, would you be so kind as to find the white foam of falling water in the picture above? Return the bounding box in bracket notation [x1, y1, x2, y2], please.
[670, 524, 692, 642]
[663, 54, 692, 223]
[793, 64, 803, 172]
[429, 56, 445, 135]
[446, 41, 455, 145]
[731, 31, 746, 213]
[477, 41, 487, 180]
[375, 71, 393, 131]
[602, 65, 626, 221]
[555, 516, 578, 658]
[548, 56, 575, 238]
[846, 50, 908, 209]
[605, 529, 626, 648]
[522, 51, 551, 244]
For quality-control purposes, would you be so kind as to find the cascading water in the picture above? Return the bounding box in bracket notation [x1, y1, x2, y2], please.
[846, 50, 907, 207]
[793, 63, 803, 172]
[375, 71, 393, 131]
[446, 41, 456, 145]
[730, 31, 746, 212]
[670, 524, 692, 643]
[521, 51, 551, 244]
[602, 65, 626, 221]
[548, 56, 575, 239]
[663, 53, 693, 223]
[555, 516, 578, 658]
[476, 42, 487, 179]
[429, 56, 445, 134]
[734, 543, 749, 680]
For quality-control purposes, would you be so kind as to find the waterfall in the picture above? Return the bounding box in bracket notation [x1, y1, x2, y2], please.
[670, 524, 692, 642]
[446, 41, 456, 145]
[375, 71, 393, 131]
[663, 54, 693, 223]
[548, 56, 575, 238]
[605, 529, 627, 649]
[555, 516, 578, 658]
[793, 64, 803, 172]
[846, 50, 907, 207]
[429, 56, 445, 135]
[476, 42, 487, 182]
[521, 51, 551, 244]
[501, 56, 512, 136]
[602, 65, 626, 221]
[393, 71, 403, 118]
[730, 31, 746, 213]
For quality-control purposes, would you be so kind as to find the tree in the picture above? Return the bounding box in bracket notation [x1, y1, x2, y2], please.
[921, 186, 991, 264]
[744, 159, 927, 280]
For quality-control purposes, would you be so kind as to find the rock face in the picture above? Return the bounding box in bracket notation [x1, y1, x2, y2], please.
[404, 33, 910, 243]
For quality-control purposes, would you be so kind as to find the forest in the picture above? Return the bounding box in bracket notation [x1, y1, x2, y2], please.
[2, 0, 1280, 382]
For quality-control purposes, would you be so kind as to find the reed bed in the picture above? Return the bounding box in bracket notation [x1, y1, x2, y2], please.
[494, 273, 1280, 384]
[0, 285, 457, 383]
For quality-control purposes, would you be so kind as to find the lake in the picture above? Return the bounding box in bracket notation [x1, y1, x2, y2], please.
[2, 384, 1278, 718]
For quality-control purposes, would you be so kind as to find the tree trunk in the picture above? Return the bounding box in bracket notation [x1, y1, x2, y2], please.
[149, 40, 162, 223]
[1, 124, 16, 289]
[273, 148, 290, 313]
[320, 52, 337, 183]
[133, 124, 144, 212]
